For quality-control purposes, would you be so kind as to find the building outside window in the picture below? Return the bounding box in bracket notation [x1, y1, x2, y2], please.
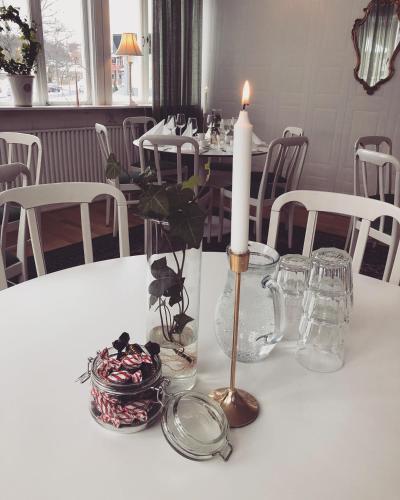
[0, 0, 152, 106]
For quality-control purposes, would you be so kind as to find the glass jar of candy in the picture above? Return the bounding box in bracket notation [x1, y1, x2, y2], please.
[89, 345, 167, 433]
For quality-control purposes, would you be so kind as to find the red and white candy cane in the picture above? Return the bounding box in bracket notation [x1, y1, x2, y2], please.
[140, 354, 153, 364]
[107, 370, 132, 384]
[122, 353, 142, 369]
[131, 370, 143, 384]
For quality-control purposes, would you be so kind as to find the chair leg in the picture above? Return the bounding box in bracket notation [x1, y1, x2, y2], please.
[112, 199, 118, 237]
[16, 208, 28, 282]
[106, 197, 111, 227]
[288, 205, 295, 249]
[218, 188, 224, 243]
[256, 211, 263, 243]
[344, 217, 354, 251]
[207, 191, 212, 244]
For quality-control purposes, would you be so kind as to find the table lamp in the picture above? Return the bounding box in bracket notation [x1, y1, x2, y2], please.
[116, 33, 143, 106]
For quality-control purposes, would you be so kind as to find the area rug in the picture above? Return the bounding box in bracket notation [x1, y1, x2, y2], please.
[27, 223, 388, 280]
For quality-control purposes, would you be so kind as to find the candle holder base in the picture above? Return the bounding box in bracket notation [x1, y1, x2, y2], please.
[209, 387, 259, 428]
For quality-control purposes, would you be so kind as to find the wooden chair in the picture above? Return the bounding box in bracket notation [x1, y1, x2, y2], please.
[95, 123, 140, 237]
[0, 132, 42, 245]
[267, 190, 400, 285]
[218, 136, 309, 244]
[122, 116, 157, 168]
[0, 163, 31, 285]
[0, 182, 130, 291]
[349, 148, 400, 280]
[138, 135, 213, 244]
[282, 126, 304, 138]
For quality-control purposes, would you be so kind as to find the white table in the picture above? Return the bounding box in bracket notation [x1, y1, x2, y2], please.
[133, 138, 269, 158]
[1, 254, 399, 500]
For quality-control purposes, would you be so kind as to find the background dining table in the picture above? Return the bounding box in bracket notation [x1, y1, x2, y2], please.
[0, 253, 399, 500]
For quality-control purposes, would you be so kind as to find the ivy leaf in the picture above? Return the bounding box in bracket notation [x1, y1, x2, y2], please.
[148, 276, 183, 298]
[166, 185, 194, 212]
[105, 153, 122, 180]
[173, 313, 194, 334]
[137, 184, 169, 218]
[149, 294, 158, 308]
[168, 203, 206, 249]
[150, 257, 177, 280]
[181, 175, 201, 191]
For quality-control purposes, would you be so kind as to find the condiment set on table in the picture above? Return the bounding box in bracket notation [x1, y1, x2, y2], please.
[78, 81, 354, 462]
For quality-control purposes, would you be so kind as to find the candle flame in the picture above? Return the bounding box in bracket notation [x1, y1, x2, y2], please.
[241, 80, 250, 106]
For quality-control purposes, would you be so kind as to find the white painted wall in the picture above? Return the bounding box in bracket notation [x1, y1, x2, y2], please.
[203, 0, 400, 193]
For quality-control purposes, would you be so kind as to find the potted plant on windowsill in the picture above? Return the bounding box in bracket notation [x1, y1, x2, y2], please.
[0, 5, 40, 107]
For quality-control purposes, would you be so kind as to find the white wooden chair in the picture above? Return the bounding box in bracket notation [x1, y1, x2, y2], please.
[218, 136, 309, 244]
[348, 148, 400, 280]
[267, 190, 400, 285]
[0, 182, 130, 291]
[122, 116, 157, 168]
[282, 126, 304, 138]
[0, 132, 42, 245]
[138, 135, 213, 244]
[95, 123, 140, 237]
[0, 163, 31, 286]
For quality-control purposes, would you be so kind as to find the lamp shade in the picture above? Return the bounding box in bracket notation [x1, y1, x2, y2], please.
[115, 33, 142, 56]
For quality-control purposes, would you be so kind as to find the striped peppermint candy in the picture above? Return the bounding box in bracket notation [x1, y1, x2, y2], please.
[140, 354, 153, 364]
[131, 370, 143, 384]
[107, 370, 132, 384]
[122, 354, 142, 369]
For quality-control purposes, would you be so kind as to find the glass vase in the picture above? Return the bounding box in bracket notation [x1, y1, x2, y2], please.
[146, 220, 202, 392]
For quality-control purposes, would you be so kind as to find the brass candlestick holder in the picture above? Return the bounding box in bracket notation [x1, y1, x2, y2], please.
[210, 249, 259, 427]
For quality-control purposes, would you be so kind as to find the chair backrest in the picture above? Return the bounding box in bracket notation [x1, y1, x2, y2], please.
[123, 116, 157, 166]
[258, 136, 309, 201]
[0, 162, 32, 262]
[0, 182, 130, 290]
[267, 190, 400, 285]
[355, 135, 392, 155]
[0, 132, 42, 185]
[95, 123, 112, 166]
[282, 127, 304, 138]
[354, 148, 400, 202]
[138, 135, 199, 185]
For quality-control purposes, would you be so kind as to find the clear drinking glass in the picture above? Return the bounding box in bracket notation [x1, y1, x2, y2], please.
[296, 248, 353, 373]
[176, 113, 186, 136]
[166, 115, 176, 134]
[188, 117, 198, 135]
[276, 254, 311, 342]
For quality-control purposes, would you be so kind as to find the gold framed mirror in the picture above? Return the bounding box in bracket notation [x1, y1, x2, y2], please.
[352, 0, 400, 94]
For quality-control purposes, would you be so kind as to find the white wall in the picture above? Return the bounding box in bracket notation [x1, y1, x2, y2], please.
[204, 0, 400, 193]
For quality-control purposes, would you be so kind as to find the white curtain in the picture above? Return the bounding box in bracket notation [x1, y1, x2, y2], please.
[358, 3, 400, 86]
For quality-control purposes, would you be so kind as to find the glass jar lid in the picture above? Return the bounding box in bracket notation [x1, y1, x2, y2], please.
[161, 391, 233, 462]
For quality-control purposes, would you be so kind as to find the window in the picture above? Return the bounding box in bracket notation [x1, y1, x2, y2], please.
[0, 0, 152, 106]
[109, 0, 152, 105]
[0, 0, 29, 106]
[41, 0, 90, 104]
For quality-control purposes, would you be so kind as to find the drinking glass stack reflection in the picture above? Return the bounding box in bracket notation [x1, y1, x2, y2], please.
[296, 248, 353, 373]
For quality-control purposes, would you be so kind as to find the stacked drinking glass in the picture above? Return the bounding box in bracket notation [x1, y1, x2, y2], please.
[296, 248, 353, 373]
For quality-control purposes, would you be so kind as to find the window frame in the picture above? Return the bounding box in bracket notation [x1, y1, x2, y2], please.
[1, 0, 151, 107]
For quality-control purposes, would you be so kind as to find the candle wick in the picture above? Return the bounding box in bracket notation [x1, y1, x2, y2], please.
[242, 103, 249, 111]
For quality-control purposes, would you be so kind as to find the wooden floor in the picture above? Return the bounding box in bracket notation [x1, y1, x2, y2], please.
[6, 199, 350, 255]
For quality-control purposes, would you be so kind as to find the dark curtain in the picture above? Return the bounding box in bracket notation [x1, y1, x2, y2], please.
[152, 0, 203, 121]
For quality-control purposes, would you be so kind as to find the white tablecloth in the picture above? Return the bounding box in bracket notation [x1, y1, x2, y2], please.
[0, 253, 399, 500]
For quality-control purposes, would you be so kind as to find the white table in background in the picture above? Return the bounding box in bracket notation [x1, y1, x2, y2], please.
[0, 253, 399, 500]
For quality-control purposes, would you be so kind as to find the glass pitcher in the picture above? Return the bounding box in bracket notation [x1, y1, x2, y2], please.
[214, 242, 283, 363]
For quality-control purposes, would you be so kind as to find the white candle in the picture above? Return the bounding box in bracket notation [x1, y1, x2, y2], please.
[231, 81, 253, 255]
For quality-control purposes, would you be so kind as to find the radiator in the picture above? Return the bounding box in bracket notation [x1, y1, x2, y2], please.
[0, 125, 127, 185]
